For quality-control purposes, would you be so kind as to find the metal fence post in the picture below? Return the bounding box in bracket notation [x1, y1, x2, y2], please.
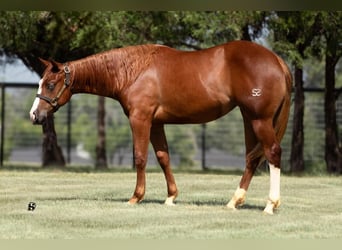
[66, 100, 72, 164]
[0, 84, 5, 166]
[201, 123, 207, 170]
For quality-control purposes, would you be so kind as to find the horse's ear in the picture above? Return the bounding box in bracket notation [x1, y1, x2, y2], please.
[50, 60, 61, 73]
[38, 58, 50, 68]
[39, 58, 61, 73]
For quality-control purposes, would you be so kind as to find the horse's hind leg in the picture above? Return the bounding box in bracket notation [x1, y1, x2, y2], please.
[227, 116, 262, 210]
[251, 119, 282, 214]
[150, 124, 178, 205]
[227, 115, 282, 215]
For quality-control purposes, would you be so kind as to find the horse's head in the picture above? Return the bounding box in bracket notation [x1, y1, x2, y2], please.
[29, 59, 72, 124]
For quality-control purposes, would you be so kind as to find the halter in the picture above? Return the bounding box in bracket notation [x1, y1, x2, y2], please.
[36, 64, 71, 110]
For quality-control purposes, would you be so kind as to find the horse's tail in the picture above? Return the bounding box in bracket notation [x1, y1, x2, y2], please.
[249, 55, 292, 168]
[274, 55, 292, 144]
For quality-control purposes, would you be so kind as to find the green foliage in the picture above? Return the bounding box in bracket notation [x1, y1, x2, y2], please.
[67, 11, 268, 51]
[269, 11, 319, 65]
[269, 11, 342, 66]
[0, 11, 39, 56]
[316, 11, 342, 59]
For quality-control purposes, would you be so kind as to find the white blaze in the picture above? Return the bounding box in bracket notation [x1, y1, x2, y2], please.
[29, 79, 43, 121]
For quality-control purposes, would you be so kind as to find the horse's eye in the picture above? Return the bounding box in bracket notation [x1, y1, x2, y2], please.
[47, 83, 55, 91]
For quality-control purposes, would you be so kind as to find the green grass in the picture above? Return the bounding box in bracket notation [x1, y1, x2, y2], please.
[1, 167, 342, 239]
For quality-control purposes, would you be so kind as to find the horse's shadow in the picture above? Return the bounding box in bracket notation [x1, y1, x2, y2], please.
[106, 198, 265, 212]
[40, 196, 265, 212]
[183, 200, 265, 211]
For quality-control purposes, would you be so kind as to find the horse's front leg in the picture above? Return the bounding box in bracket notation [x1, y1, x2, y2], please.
[127, 115, 151, 204]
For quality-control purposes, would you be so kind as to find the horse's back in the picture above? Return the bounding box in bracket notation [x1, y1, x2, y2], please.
[155, 40, 287, 91]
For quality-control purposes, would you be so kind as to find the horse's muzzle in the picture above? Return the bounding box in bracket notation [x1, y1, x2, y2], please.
[30, 110, 46, 125]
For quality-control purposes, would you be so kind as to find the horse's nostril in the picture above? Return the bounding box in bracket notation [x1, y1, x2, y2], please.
[31, 110, 39, 124]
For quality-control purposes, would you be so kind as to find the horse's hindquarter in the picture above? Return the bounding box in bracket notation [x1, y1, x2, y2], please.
[224, 41, 288, 119]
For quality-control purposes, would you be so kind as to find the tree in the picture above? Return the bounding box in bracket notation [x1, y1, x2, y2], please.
[0, 11, 109, 168]
[270, 11, 322, 173]
[317, 12, 342, 173]
[1, 11, 65, 167]
[95, 96, 107, 168]
[41, 114, 65, 167]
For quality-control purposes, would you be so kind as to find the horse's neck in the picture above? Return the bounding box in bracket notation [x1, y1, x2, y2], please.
[70, 46, 156, 99]
[70, 54, 122, 99]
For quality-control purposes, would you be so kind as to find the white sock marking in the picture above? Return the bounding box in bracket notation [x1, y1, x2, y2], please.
[269, 163, 280, 202]
[165, 196, 176, 206]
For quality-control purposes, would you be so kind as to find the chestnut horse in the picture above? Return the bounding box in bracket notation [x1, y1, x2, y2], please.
[30, 41, 292, 214]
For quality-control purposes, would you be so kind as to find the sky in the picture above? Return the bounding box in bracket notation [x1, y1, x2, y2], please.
[0, 59, 40, 84]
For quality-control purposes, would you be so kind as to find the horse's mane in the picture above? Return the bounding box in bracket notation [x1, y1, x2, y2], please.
[71, 44, 161, 93]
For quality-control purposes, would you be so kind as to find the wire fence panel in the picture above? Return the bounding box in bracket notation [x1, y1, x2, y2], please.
[1, 83, 341, 172]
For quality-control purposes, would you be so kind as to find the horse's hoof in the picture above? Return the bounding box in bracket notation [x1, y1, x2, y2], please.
[127, 196, 143, 205]
[164, 196, 176, 206]
[263, 199, 280, 215]
[226, 201, 237, 211]
[127, 200, 135, 205]
[263, 208, 274, 215]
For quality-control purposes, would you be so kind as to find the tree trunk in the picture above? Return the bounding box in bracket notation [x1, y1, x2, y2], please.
[290, 66, 305, 172]
[95, 96, 108, 169]
[42, 115, 65, 167]
[19, 55, 67, 168]
[324, 42, 341, 174]
[241, 24, 252, 41]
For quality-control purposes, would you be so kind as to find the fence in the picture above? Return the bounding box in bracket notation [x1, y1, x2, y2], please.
[1, 82, 341, 172]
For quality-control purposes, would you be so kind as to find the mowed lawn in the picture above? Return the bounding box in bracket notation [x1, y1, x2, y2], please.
[1, 168, 342, 239]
